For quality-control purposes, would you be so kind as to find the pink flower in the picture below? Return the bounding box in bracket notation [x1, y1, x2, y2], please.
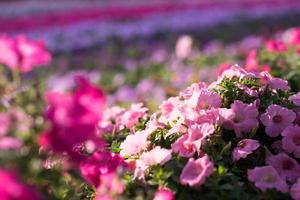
[0, 168, 42, 200]
[290, 92, 300, 106]
[172, 123, 214, 157]
[259, 72, 290, 91]
[40, 76, 106, 158]
[247, 166, 288, 192]
[120, 130, 149, 157]
[260, 104, 296, 137]
[0, 137, 22, 150]
[219, 100, 259, 137]
[154, 188, 174, 200]
[282, 125, 300, 158]
[97, 173, 124, 196]
[267, 153, 300, 181]
[119, 103, 148, 129]
[291, 178, 300, 200]
[218, 65, 255, 81]
[265, 40, 287, 53]
[0, 34, 51, 73]
[186, 88, 221, 111]
[232, 139, 260, 161]
[180, 155, 213, 187]
[217, 63, 231, 77]
[245, 50, 270, 72]
[159, 97, 182, 121]
[136, 146, 171, 170]
[0, 113, 10, 137]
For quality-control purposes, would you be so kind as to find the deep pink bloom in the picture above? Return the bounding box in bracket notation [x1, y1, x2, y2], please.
[245, 50, 270, 72]
[217, 63, 231, 77]
[232, 139, 260, 161]
[291, 178, 300, 200]
[282, 125, 300, 158]
[247, 166, 288, 192]
[260, 105, 296, 137]
[267, 153, 300, 181]
[0, 34, 51, 73]
[136, 146, 171, 170]
[0, 169, 42, 200]
[219, 100, 259, 137]
[265, 40, 287, 53]
[40, 76, 106, 158]
[180, 155, 213, 187]
[154, 188, 174, 200]
[80, 151, 125, 187]
[120, 130, 149, 157]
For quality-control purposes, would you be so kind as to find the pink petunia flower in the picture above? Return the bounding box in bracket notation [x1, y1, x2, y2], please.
[0, 168, 42, 200]
[265, 40, 287, 53]
[153, 188, 174, 200]
[159, 97, 182, 121]
[290, 92, 300, 107]
[247, 166, 288, 192]
[136, 146, 171, 171]
[291, 178, 300, 200]
[0, 34, 51, 73]
[232, 139, 260, 161]
[186, 88, 221, 111]
[260, 104, 296, 137]
[266, 153, 300, 181]
[120, 130, 150, 157]
[118, 103, 148, 129]
[219, 100, 259, 137]
[259, 72, 290, 91]
[282, 125, 300, 158]
[180, 155, 214, 187]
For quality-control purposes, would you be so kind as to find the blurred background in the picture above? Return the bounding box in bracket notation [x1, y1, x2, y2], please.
[2, 0, 300, 110]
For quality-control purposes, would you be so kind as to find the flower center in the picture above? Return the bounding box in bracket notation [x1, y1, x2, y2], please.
[263, 174, 276, 182]
[273, 115, 282, 123]
[238, 140, 246, 148]
[293, 136, 300, 145]
[282, 159, 294, 170]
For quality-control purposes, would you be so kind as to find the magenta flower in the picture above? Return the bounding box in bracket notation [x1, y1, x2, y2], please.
[266, 153, 300, 181]
[265, 40, 287, 53]
[291, 178, 300, 200]
[0, 168, 42, 200]
[40, 76, 106, 158]
[232, 139, 260, 161]
[80, 151, 125, 187]
[247, 166, 288, 192]
[219, 100, 259, 137]
[180, 155, 214, 187]
[260, 104, 296, 137]
[282, 125, 300, 158]
[153, 188, 174, 200]
[0, 34, 51, 73]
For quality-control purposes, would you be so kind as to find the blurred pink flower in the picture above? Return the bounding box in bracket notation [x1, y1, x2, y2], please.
[266, 153, 300, 181]
[96, 173, 124, 200]
[180, 155, 213, 187]
[291, 178, 300, 200]
[154, 188, 174, 200]
[80, 151, 125, 187]
[245, 50, 270, 73]
[0, 34, 51, 73]
[175, 35, 193, 59]
[40, 76, 106, 158]
[0, 113, 10, 137]
[0, 168, 42, 200]
[219, 100, 259, 137]
[232, 139, 260, 161]
[260, 104, 295, 137]
[247, 166, 288, 192]
[0, 137, 22, 150]
[136, 146, 171, 170]
[120, 130, 149, 157]
[265, 40, 287, 53]
[282, 125, 300, 158]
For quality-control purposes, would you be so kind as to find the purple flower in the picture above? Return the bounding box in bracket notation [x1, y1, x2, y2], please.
[260, 104, 296, 137]
[291, 178, 300, 200]
[232, 139, 260, 161]
[282, 125, 300, 158]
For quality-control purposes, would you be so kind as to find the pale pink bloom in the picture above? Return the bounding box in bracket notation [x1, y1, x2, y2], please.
[186, 88, 221, 111]
[180, 82, 207, 100]
[291, 178, 300, 200]
[172, 134, 194, 158]
[259, 72, 290, 91]
[175, 35, 193, 59]
[167, 121, 187, 137]
[267, 153, 300, 181]
[97, 173, 124, 195]
[219, 100, 259, 137]
[0, 137, 22, 150]
[120, 131, 149, 157]
[265, 40, 287, 53]
[0, 113, 10, 137]
[260, 105, 296, 137]
[290, 92, 300, 106]
[282, 125, 300, 158]
[247, 166, 288, 192]
[232, 139, 260, 161]
[218, 65, 255, 81]
[180, 155, 213, 187]
[98, 106, 125, 134]
[153, 188, 174, 200]
[159, 97, 182, 121]
[136, 146, 171, 170]
[119, 103, 148, 129]
[0, 34, 51, 73]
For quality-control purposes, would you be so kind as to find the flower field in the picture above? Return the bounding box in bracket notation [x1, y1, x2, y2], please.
[3, 1, 300, 200]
